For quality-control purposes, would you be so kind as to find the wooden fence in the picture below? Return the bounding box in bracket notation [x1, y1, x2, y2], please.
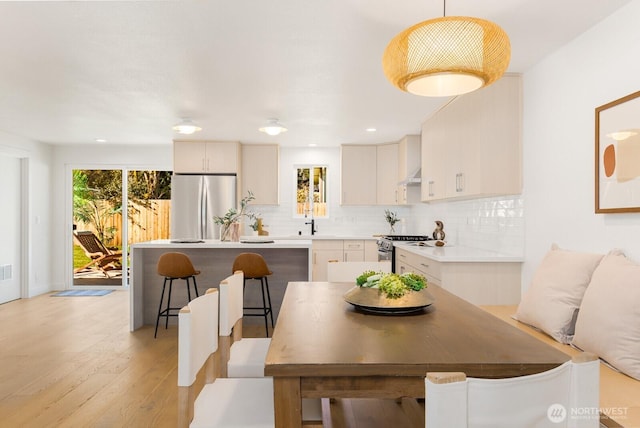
[74, 200, 170, 247]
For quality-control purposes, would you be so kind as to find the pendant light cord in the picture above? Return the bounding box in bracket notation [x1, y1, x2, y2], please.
[443, 0, 446, 17]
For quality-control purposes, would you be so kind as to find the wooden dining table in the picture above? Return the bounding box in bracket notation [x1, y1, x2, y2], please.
[264, 281, 571, 428]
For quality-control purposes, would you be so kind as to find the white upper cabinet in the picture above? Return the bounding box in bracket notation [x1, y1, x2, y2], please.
[397, 135, 421, 205]
[421, 74, 522, 202]
[342, 138, 421, 206]
[376, 143, 399, 205]
[341, 145, 377, 205]
[173, 141, 240, 174]
[241, 144, 279, 205]
[421, 112, 447, 201]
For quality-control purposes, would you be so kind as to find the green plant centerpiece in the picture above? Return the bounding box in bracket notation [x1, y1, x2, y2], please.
[214, 191, 256, 241]
[356, 271, 426, 298]
[343, 269, 432, 314]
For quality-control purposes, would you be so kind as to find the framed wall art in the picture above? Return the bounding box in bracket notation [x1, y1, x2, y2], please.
[595, 90, 640, 213]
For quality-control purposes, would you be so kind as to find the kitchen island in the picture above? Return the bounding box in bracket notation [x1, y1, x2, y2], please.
[129, 239, 311, 331]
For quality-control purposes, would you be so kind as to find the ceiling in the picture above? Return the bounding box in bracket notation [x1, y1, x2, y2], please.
[0, 0, 630, 147]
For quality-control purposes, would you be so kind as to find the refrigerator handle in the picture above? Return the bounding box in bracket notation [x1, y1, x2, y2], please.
[201, 180, 207, 239]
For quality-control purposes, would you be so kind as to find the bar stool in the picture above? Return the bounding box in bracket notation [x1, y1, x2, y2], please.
[232, 252, 274, 337]
[155, 252, 200, 338]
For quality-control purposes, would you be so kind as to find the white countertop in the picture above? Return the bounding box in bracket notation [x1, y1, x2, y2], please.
[394, 242, 523, 263]
[132, 239, 312, 249]
[264, 235, 380, 241]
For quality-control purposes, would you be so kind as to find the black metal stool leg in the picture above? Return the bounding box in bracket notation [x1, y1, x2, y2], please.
[155, 278, 168, 338]
[186, 277, 192, 302]
[165, 279, 174, 329]
[192, 276, 199, 297]
[258, 277, 269, 337]
[264, 276, 274, 328]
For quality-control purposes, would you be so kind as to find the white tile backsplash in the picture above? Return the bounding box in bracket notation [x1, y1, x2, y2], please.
[249, 194, 524, 257]
[246, 204, 412, 237]
[411, 195, 524, 256]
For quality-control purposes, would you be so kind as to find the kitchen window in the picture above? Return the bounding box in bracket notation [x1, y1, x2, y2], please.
[295, 166, 327, 218]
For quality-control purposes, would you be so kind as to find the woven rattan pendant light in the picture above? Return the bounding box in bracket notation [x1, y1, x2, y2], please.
[382, 1, 510, 97]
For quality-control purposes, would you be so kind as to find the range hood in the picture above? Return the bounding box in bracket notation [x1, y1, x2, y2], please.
[398, 167, 421, 186]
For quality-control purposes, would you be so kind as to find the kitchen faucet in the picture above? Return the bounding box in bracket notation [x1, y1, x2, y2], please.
[304, 195, 316, 235]
[305, 218, 316, 235]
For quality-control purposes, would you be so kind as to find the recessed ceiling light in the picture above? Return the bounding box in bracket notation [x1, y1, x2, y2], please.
[366, 128, 377, 132]
[95, 138, 107, 143]
[308, 144, 317, 147]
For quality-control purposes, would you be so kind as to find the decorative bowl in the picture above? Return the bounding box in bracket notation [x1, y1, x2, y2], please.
[343, 286, 434, 314]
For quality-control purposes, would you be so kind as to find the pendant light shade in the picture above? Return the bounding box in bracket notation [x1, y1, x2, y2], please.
[382, 16, 511, 97]
[259, 119, 288, 136]
[172, 118, 202, 135]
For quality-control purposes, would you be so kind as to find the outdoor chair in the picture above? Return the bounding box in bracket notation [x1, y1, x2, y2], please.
[73, 230, 122, 278]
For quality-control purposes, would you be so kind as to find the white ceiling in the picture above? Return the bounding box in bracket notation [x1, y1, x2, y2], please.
[0, 0, 630, 147]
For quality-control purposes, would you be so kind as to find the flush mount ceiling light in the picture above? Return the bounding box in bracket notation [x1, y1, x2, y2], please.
[172, 118, 202, 135]
[382, 0, 511, 97]
[259, 119, 288, 136]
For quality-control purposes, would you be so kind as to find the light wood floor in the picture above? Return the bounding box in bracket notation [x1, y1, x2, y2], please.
[0, 290, 422, 427]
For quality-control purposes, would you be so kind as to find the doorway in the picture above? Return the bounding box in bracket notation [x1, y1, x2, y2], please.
[71, 168, 171, 287]
[0, 155, 22, 303]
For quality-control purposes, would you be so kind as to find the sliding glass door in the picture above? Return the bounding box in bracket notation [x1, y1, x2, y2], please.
[71, 168, 171, 287]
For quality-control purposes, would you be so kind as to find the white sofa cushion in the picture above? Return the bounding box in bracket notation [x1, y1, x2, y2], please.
[573, 252, 640, 381]
[514, 244, 604, 343]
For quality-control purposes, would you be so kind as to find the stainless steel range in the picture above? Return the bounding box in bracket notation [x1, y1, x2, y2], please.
[377, 235, 432, 272]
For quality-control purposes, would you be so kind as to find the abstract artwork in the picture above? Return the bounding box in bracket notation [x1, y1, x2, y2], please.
[595, 90, 640, 213]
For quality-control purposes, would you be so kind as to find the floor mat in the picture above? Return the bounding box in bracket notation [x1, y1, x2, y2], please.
[52, 290, 113, 297]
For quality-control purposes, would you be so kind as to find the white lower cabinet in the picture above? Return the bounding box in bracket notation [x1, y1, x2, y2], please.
[395, 247, 521, 305]
[343, 240, 365, 262]
[396, 248, 442, 286]
[312, 240, 344, 282]
[312, 239, 378, 281]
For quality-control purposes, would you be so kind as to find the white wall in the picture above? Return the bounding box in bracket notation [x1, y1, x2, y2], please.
[0, 134, 53, 297]
[50, 144, 172, 289]
[522, 1, 640, 289]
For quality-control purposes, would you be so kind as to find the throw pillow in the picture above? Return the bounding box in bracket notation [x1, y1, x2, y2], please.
[572, 253, 640, 380]
[514, 244, 604, 343]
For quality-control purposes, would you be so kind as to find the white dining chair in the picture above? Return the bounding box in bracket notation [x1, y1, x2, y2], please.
[218, 271, 272, 378]
[177, 288, 274, 428]
[425, 353, 600, 428]
[326, 260, 392, 282]
[218, 272, 323, 424]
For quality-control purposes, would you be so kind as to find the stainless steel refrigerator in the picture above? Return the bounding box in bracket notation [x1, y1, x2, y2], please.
[170, 174, 237, 241]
